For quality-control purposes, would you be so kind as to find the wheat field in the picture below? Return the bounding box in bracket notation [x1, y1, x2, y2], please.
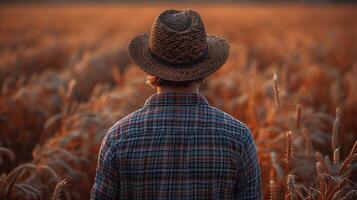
[0, 4, 356, 200]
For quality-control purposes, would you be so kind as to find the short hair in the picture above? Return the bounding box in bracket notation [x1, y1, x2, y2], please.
[146, 75, 204, 88]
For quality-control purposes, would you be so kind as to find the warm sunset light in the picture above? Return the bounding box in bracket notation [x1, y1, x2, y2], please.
[0, 1, 356, 199]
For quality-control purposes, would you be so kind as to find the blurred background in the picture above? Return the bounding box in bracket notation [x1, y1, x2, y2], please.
[1, 0, 356, 3]
[0, 0, 356, 200]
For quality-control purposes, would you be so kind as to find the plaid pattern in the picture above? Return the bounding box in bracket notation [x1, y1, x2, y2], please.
[91, 93, 262, 200]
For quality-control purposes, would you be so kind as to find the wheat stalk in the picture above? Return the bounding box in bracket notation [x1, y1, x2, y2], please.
[273, 71, 281, 111]
[271, 151, 284, 181]
[66, 79, 76, 101]
[316, 161, 323, 175]
[295, 104, 302, 130]
[3, 166, 28, 200]
[14, 183, 42, 199]
[5, 163, 37, 181]
[37, 164, 59, 182]
[331, 107, 341, 152]
[15, 75, 27, 89]
[0, 147, 15, 162]
[112, 67, 123, 85]
[302, 127, 312, 157]
[340, 190, 357, 200]
[1, 77, 14, 96]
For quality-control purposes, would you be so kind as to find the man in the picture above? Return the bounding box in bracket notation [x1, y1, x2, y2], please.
[91, 9, 262, 199]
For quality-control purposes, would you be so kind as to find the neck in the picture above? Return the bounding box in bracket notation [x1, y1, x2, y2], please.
[157, 85, 200, 94]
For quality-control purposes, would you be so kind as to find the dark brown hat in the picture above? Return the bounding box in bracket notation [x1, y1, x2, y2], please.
[128, 9, 230, 81]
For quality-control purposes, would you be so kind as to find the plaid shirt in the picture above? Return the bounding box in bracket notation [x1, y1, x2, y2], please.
[91, 93, 262, 200]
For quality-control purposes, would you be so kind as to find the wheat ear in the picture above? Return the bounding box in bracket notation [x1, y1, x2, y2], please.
[339, 140, 357, 176]
[285, 131, 294, 172]
[333, 147, 340, 165]
[315, 152, 332, 174]
[285, 174, 296, 200]
[51, 178, 68, 200]
[269, 179, 279, 200]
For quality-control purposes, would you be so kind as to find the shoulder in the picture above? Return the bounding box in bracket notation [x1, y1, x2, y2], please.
[104, 108, 147, 141]
[208, 106, 250, 132]
[208, 106, 253, 145]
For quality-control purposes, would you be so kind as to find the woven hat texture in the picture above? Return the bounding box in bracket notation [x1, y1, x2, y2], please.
[128, 9, 230, 81]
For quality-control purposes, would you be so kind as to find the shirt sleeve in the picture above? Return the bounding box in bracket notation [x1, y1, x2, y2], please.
[91, 128, 119, 199]
[234, 128, 262, 200]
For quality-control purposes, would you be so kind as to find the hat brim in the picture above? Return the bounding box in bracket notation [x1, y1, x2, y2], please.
[128, 33, 230, 81]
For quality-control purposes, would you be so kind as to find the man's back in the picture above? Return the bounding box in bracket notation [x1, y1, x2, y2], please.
[91, 93, 262, 199]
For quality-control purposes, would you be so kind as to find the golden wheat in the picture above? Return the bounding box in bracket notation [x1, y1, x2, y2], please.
[0, 4, 356, 200]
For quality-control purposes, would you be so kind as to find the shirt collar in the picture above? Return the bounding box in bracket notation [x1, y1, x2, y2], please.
[144, 93, 210, 107]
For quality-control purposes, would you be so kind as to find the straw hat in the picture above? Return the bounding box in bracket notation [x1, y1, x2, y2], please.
[128, 9, 230, 81]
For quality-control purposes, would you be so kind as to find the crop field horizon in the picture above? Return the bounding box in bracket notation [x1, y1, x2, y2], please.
[0, 4, 356, 199]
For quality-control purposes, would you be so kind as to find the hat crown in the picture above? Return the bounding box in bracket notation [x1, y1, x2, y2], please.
[149, 9, 208, 66]
[161, 11, 191, 31]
